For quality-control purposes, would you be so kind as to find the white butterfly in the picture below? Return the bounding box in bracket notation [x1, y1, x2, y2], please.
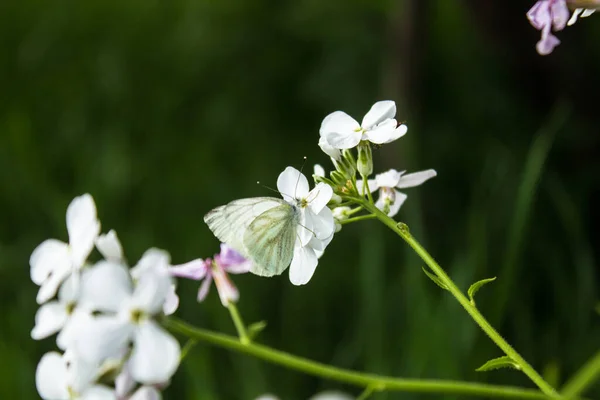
[204, 167, 335, 282]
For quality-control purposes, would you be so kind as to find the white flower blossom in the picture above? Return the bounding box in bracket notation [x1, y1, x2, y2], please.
[277, 167, 335, 285]
[35, 351, 116, 400]
[319, 101, 407, 150]
[74, 260, 181, 385]
[31, 274, 93, 350]
[30, 194, 101, 304]
[358, 169, 437, 217]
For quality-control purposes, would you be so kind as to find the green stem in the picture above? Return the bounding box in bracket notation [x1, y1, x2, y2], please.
[180, 338, 198, 361]
[164, 318, 558, 399]
[360, 201, 558, 397]
[227, 301, 250, 345]
[362, 174, 375, 204]
[340, 214, 377, 225]
[561, 349, 600, 397]
[357, 385, 378, 400]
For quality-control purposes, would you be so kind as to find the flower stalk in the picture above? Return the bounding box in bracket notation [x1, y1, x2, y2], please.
[358, 199, 558, 397]
[165, 317, 564, 399]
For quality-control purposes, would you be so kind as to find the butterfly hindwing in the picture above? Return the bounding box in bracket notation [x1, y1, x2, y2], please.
[203, 197, 289, 260]
[243, 203, 298, 277]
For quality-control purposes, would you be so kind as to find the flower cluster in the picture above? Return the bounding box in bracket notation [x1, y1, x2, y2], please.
[317, 100, 436, 220]
[31, 194, 182, 400]
[527, 0, 597, 55]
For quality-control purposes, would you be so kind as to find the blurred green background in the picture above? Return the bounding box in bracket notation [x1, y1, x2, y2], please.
[1, 0, 599, 399]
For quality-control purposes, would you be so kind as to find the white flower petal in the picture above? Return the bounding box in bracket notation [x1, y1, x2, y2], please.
[129, 386, 162, 400]
[80, 385, 117, 400]
[307, 183, 333, 214]
[312, 206, 335, 241]
[36, 352, 68, 400]
[130, 320, 180, 384]
[387, 190, 407, 218]
[57, 308, 93, 350]
[324, 130, 362, 150]
[320, 111, 360, 136]
[362, 119, 397, 144]
[375, 169, 403, 188]
[58, 273, 81, 303]
[66, 194, 101, 267]
[131, 248, 171, 281]
[131, 266, 172, 315]
[74, 316, 133, 363]
[384, 124, 408, 143]
[163, 284, 179, 315]
[277, 167, 309, 201]
[289, 244, 318, 285]
[361, 100, 396, 129]
[355, 179, 378, 194]
[37, 265, 72, 304]
[313, 164, 325, 178]
[297, 209, 314, 247]
[395, 169, 437, 189]
[115, 368, 135, 398]
[31, 302, 68, 340]
[318, 136, 342, 161]
[80, 261, 132, 312]
[95, 230, 124, 262]
[30, 239, 70, 286]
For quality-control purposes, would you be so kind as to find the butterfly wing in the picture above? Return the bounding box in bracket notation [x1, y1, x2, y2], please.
[243, 203, 298, 277]
[203, 197, 287, 259]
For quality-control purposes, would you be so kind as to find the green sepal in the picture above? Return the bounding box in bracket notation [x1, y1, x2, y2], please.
[467, 277, 496, 306]
[421, 266, 448, 290]
[476, 356, 521, 372]
[247, 320, 267, 340]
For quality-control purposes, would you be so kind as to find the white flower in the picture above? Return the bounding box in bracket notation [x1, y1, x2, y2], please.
[277, 167, 335, 285]
[35, 351, 116, 400]
[31, 274, 93, 350]
[74, 260, 181, 384]
[358, 169, 437, 217]
[30, 194, 101, 304]
[129, 248, 179, 315]
[319, 101, 407, 149]
[97, 232, 179, 316]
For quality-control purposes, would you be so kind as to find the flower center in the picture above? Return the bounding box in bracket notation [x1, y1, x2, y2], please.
[130, 309, 145, 324]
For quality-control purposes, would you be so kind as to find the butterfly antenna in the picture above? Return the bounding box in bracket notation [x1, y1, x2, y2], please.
[256, 181, 294, 201]
[296, 223, 317, 240]
[294, 156, 308, 198]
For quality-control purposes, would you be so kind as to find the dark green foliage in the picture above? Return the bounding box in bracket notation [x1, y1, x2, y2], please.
[0, 0, 598, 399]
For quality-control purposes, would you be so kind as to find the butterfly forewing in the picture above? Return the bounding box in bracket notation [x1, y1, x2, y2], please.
[204, 197, 287, 258]
[243, 204, 298, 277]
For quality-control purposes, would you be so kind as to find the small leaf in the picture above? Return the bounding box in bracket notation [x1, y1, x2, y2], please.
[247, 321, 267, 340]
[467, 277, 496, 305]
[476, 356, 521, 372]
[421, 267, 448, 290]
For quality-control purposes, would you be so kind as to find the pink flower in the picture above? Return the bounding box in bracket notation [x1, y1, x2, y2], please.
[527, 0, 597, 55]
[527, 0, 570, 55]
[169, 244, 251, 306]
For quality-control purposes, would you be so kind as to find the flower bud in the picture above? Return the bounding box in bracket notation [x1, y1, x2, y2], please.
[357, 142, 373, 176]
